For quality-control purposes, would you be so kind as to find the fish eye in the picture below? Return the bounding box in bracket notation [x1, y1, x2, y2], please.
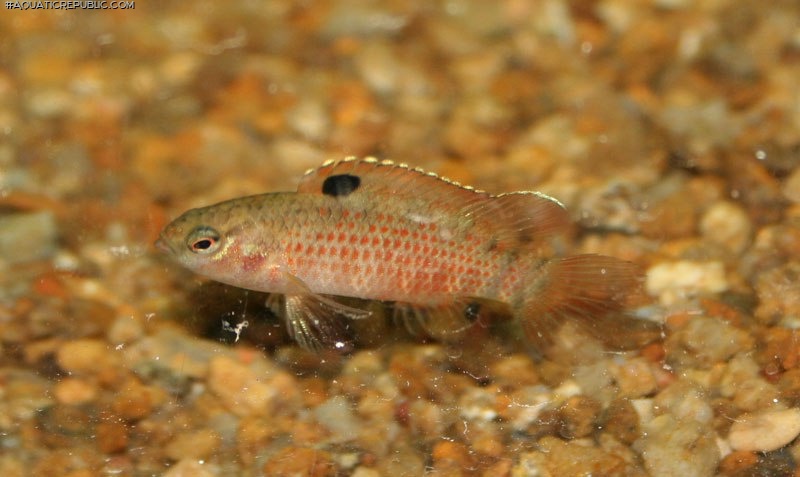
[186, 226, 221, 254]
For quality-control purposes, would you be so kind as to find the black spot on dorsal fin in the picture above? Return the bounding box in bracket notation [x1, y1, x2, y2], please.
[322, 174, 361, 197]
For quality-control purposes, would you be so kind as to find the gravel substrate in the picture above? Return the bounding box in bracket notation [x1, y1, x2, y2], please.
[1, 1, 800, 476]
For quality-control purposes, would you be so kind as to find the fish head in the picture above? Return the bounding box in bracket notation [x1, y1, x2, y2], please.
[156, 201, 251, 280]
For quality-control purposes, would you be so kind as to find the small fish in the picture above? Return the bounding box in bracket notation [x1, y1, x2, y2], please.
[157, 157, 649, 351]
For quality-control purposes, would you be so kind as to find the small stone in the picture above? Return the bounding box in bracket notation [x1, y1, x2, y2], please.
[165, 429, 221, 461]
[782, 167, 800, 204]
[208, 355, 299, 418]
[262, 446, 336, 477]
[431, 440, 474, 473]
[286, 99, 330, 141]
[558, 395, 601, 439]
[636, 414, 720, 477]
[53, 377, 98, 406]
[407, 399, 445, 437]
[728, 408, 800, 452]
[719, 354, 781, 412]
[489, 354, 540, 389]
[57, 339, 116, 375]
[719, 450, 758, 476]
[111, 379, 161, 421]
[533, 435, 640, 476]
[351, 468, 381, 477]
[669, 316, 754, 367]
[699, 201, 753, 254]
[603, 399, 641, 445]
[107, 315, 144, 345]
[646, 260, 729, 305]
[610, 358, 658, 399]
[754, 261, 800, 326]
[163, 459, 220, 477]
[25, 89, 75, 118]
[96, 420, 129, 454]
[653, 379, 714, 424]
[0, 211, 58, 264]
[314, 395, 361, 443]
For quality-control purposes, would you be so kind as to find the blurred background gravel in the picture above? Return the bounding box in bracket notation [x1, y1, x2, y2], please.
[1, 1, 800, 476]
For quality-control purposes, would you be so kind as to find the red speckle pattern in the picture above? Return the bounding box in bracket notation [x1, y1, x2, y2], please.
[259, 196, 515, 305]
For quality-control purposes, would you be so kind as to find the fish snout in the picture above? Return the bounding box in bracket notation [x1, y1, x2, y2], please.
[154, 236, 172, 254]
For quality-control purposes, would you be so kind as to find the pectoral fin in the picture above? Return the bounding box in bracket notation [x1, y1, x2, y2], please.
[273, 273, 372, 351]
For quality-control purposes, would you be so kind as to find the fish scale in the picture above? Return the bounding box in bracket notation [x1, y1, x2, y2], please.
[157, 157, 656, 351]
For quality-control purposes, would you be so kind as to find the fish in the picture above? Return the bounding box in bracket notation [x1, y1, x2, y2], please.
[156, 157, 653, 351]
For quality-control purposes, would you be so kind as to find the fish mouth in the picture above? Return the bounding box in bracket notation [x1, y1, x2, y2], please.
[154, 236, 173, 254]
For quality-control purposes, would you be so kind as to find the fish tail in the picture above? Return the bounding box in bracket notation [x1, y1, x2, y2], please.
[514, 254, 660, 350]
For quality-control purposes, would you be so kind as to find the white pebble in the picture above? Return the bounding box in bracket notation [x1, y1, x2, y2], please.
[699, 201, 752, 254]
[783, 167, 800, 204]
[646, 260, 729, 305]
[729, 408, 800, 452]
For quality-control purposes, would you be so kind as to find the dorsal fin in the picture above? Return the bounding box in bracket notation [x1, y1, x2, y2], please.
[298, 157, 572, 250]
[298, 156, 486, 204]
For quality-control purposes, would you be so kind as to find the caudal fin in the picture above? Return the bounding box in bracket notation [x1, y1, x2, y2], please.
[517, 254, 660, 351]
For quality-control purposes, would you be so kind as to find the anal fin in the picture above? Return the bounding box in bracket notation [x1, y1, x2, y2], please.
[393, 298, 484, 341]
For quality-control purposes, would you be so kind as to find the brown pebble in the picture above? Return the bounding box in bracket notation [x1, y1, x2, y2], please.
[603, 399, 641, 445]
[719, 450, 759, 475]
[165, 429, 221, 461]
[111, 379, 162, 421]
[163, 459, 218, 477]
[489, 354, 540, 389]
[53, 377, 98, 405]
[535, 435, 633, 476]
[207, 355, 277, 417]
[237, 417, 275, 467]
[558, 395, 601, 439]
[779, 369, 800, 405]
[56, 339, 115, 375]
[262, 446, 336, 477]
[431, 440, 473, 472]
[96, 420, 129, 454]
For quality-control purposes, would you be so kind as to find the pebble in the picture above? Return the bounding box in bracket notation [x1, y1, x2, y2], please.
[517, 435, 641, 476]
[610, 357, 658, 399]
[262, 446, 336, 477]
[653, 379, 714, 425]
[0, 211, 58, 264]
[207, 355, 280, 417]
[646, 260, 729, 305]
[728, 408, 800, 452]
[699, 201, 753, 254]
[636, 414, 720, 477]
[95, 420, 129, 454]
[603, 399, 642, 445]
[558, 395, 601, 439]
[106, 315, 144, 345]
[754, 261, 800, 326]
[163, 459, 220, 477]
[56, 339, 117, 375]
[783, 167, 800, 204]
[718, 354, 781, 412]
[314, 395, 361, 443]
[53, 377, 98, 405]
[668, 315, 753, 368]
[164, 429, 221, 461]
[111, 378, 164, 421]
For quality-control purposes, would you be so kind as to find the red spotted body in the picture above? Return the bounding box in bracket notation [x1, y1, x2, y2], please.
[157, 158, 645, 350]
